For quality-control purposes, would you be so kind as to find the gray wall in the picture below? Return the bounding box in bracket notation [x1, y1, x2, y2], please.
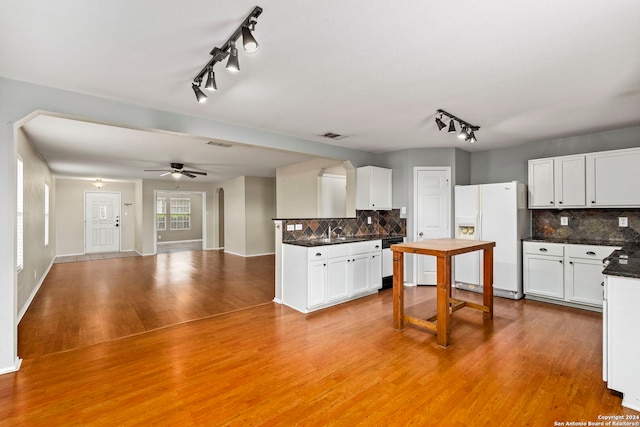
[469, 126, 640, 184]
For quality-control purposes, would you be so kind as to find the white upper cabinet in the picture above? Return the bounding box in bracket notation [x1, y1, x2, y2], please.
[528, 158, 555, 208]
[586, 148, 640, 207]
[555, 155, 586, 208]
[356, 166, 392, 210]
[529, 147, 640, 209]
[529, 155, 585, 208]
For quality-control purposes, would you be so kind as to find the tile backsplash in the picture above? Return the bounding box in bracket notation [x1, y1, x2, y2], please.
[281, 209, 406, 242]
[532, 209, 640, 243]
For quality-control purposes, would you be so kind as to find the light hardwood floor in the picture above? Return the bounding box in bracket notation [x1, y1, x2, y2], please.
[2, 250, 636, 426]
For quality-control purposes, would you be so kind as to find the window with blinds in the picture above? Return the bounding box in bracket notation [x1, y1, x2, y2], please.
[170, 198, 191, 230]
[44, 182, 50, 246]
[17, 158, 24, 271]
[157, 197, 167, 231]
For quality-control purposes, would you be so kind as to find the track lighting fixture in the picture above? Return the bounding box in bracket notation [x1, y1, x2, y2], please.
[191, 6, 262, 102]
[242, 23, 259, 53]
[204, 66, 217, 91]
[192, 78, 207, 103]
[226, 41, 240, 72]
[435, 109, 480, 144]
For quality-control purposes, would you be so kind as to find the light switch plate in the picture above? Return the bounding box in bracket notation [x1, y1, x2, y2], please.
[286, 224, 294, 231]
[619, 217, 628, 227]
[560, 217, 568, 226]
[295, 224, 303, 230]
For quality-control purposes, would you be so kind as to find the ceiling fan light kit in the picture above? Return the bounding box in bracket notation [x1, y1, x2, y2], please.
[191, 6, 262, 102]
[144, 163, 208, 179]
[435, 109, 480, 144]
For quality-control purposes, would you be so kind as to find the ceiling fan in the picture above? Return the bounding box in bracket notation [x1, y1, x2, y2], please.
[144, 163, 207, 179]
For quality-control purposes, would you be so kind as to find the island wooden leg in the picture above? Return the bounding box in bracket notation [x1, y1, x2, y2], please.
[436, 255, 452, 347]
[483, 247, 494, 320]
[393, 251, 404, 331]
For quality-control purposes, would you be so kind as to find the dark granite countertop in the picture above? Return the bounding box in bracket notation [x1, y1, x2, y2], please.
[522, 237, 625, 247]
[602, 244, 640, 279]
[524, 237, 640, 279]
[284, 234, 404, 247]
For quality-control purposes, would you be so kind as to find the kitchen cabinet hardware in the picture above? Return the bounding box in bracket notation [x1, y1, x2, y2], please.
[315, 253, 322, 256]
[586, 251, 596, 256]
[539, 248, 548, 252]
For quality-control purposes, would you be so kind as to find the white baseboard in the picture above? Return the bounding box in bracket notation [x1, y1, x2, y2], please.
[273, 297, 283, 304]
[0, 358, 22, 375]
[18, 258, 54, 323]
[224, 250, 275, 258]
[157, 239, 203, 245]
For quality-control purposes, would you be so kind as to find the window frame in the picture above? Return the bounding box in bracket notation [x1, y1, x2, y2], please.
[169, 197, 191, 231]
[17, 157, 24, 271]
[156, 197, 167, 231]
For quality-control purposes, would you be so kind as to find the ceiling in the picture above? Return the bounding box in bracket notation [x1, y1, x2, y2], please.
[2, 0, 640, 182]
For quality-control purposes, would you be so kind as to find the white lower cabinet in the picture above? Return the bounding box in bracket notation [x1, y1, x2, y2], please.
[282, 240, 382, 313]
[604, 275, 640, 411]
[523, 241, 619, 310]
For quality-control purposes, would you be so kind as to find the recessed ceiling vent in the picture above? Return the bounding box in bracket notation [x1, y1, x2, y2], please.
[207, 141, 233, 148]
[320, 132, 347, 140]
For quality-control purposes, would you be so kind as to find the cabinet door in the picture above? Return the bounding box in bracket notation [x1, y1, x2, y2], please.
[308, 260, 327, 308]
[369, 252, 382, 290]
[566, 258, 605, 307]
[528, 159, 555, 208]
[356, 167, 392, 210]
[327, 257, 349, 301]
[371, 167, 392, 209]
[349, 254, 370, 294]
[555, 155, 586, 207]
[523, 254, 564, 299]
[587, 148, 640, 207]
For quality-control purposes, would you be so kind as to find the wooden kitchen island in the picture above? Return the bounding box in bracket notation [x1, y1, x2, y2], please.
[391, 238, 496, 347]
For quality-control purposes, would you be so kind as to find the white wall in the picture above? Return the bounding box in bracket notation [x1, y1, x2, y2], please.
[55, 179, 137, 255]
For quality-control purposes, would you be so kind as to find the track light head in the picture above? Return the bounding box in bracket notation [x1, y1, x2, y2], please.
[468, 132, 477, 143]
[226, 42, 240, 72]
[242, 25, 259, 53]
[205, 67, 217, 91]
[192, 81, 207, 103]
[447, 119, 456, 133]
[458, 127, 469, 139]
[435, 115, 446, 131]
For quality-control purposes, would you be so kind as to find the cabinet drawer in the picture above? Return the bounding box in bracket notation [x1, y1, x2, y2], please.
[308, 248, 327, 261]
[350, 240, 382, 254]
[523, 241, 564, 257]
[566, 244, 619, 260]
[327, 244, 351, 259]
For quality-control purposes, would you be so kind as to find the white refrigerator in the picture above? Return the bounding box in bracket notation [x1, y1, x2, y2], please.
[454, 182, 529, 300]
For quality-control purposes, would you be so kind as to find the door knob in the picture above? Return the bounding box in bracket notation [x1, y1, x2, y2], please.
[418, 232, 424, 237]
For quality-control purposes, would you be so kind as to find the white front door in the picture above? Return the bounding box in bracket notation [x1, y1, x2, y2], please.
[414, 168, 451, 285]
[85, 192, 121, 253]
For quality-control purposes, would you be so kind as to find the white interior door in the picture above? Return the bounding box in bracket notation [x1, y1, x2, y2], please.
[85, 192, 121, 253]
[414, 168, 451, 285]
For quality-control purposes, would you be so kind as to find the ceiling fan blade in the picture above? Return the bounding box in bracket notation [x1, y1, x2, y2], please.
[144, 169, 172, 172]
[182, 172, 197, 178]
[159, 172, 172, 177]
[182, 170, 207, 175]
